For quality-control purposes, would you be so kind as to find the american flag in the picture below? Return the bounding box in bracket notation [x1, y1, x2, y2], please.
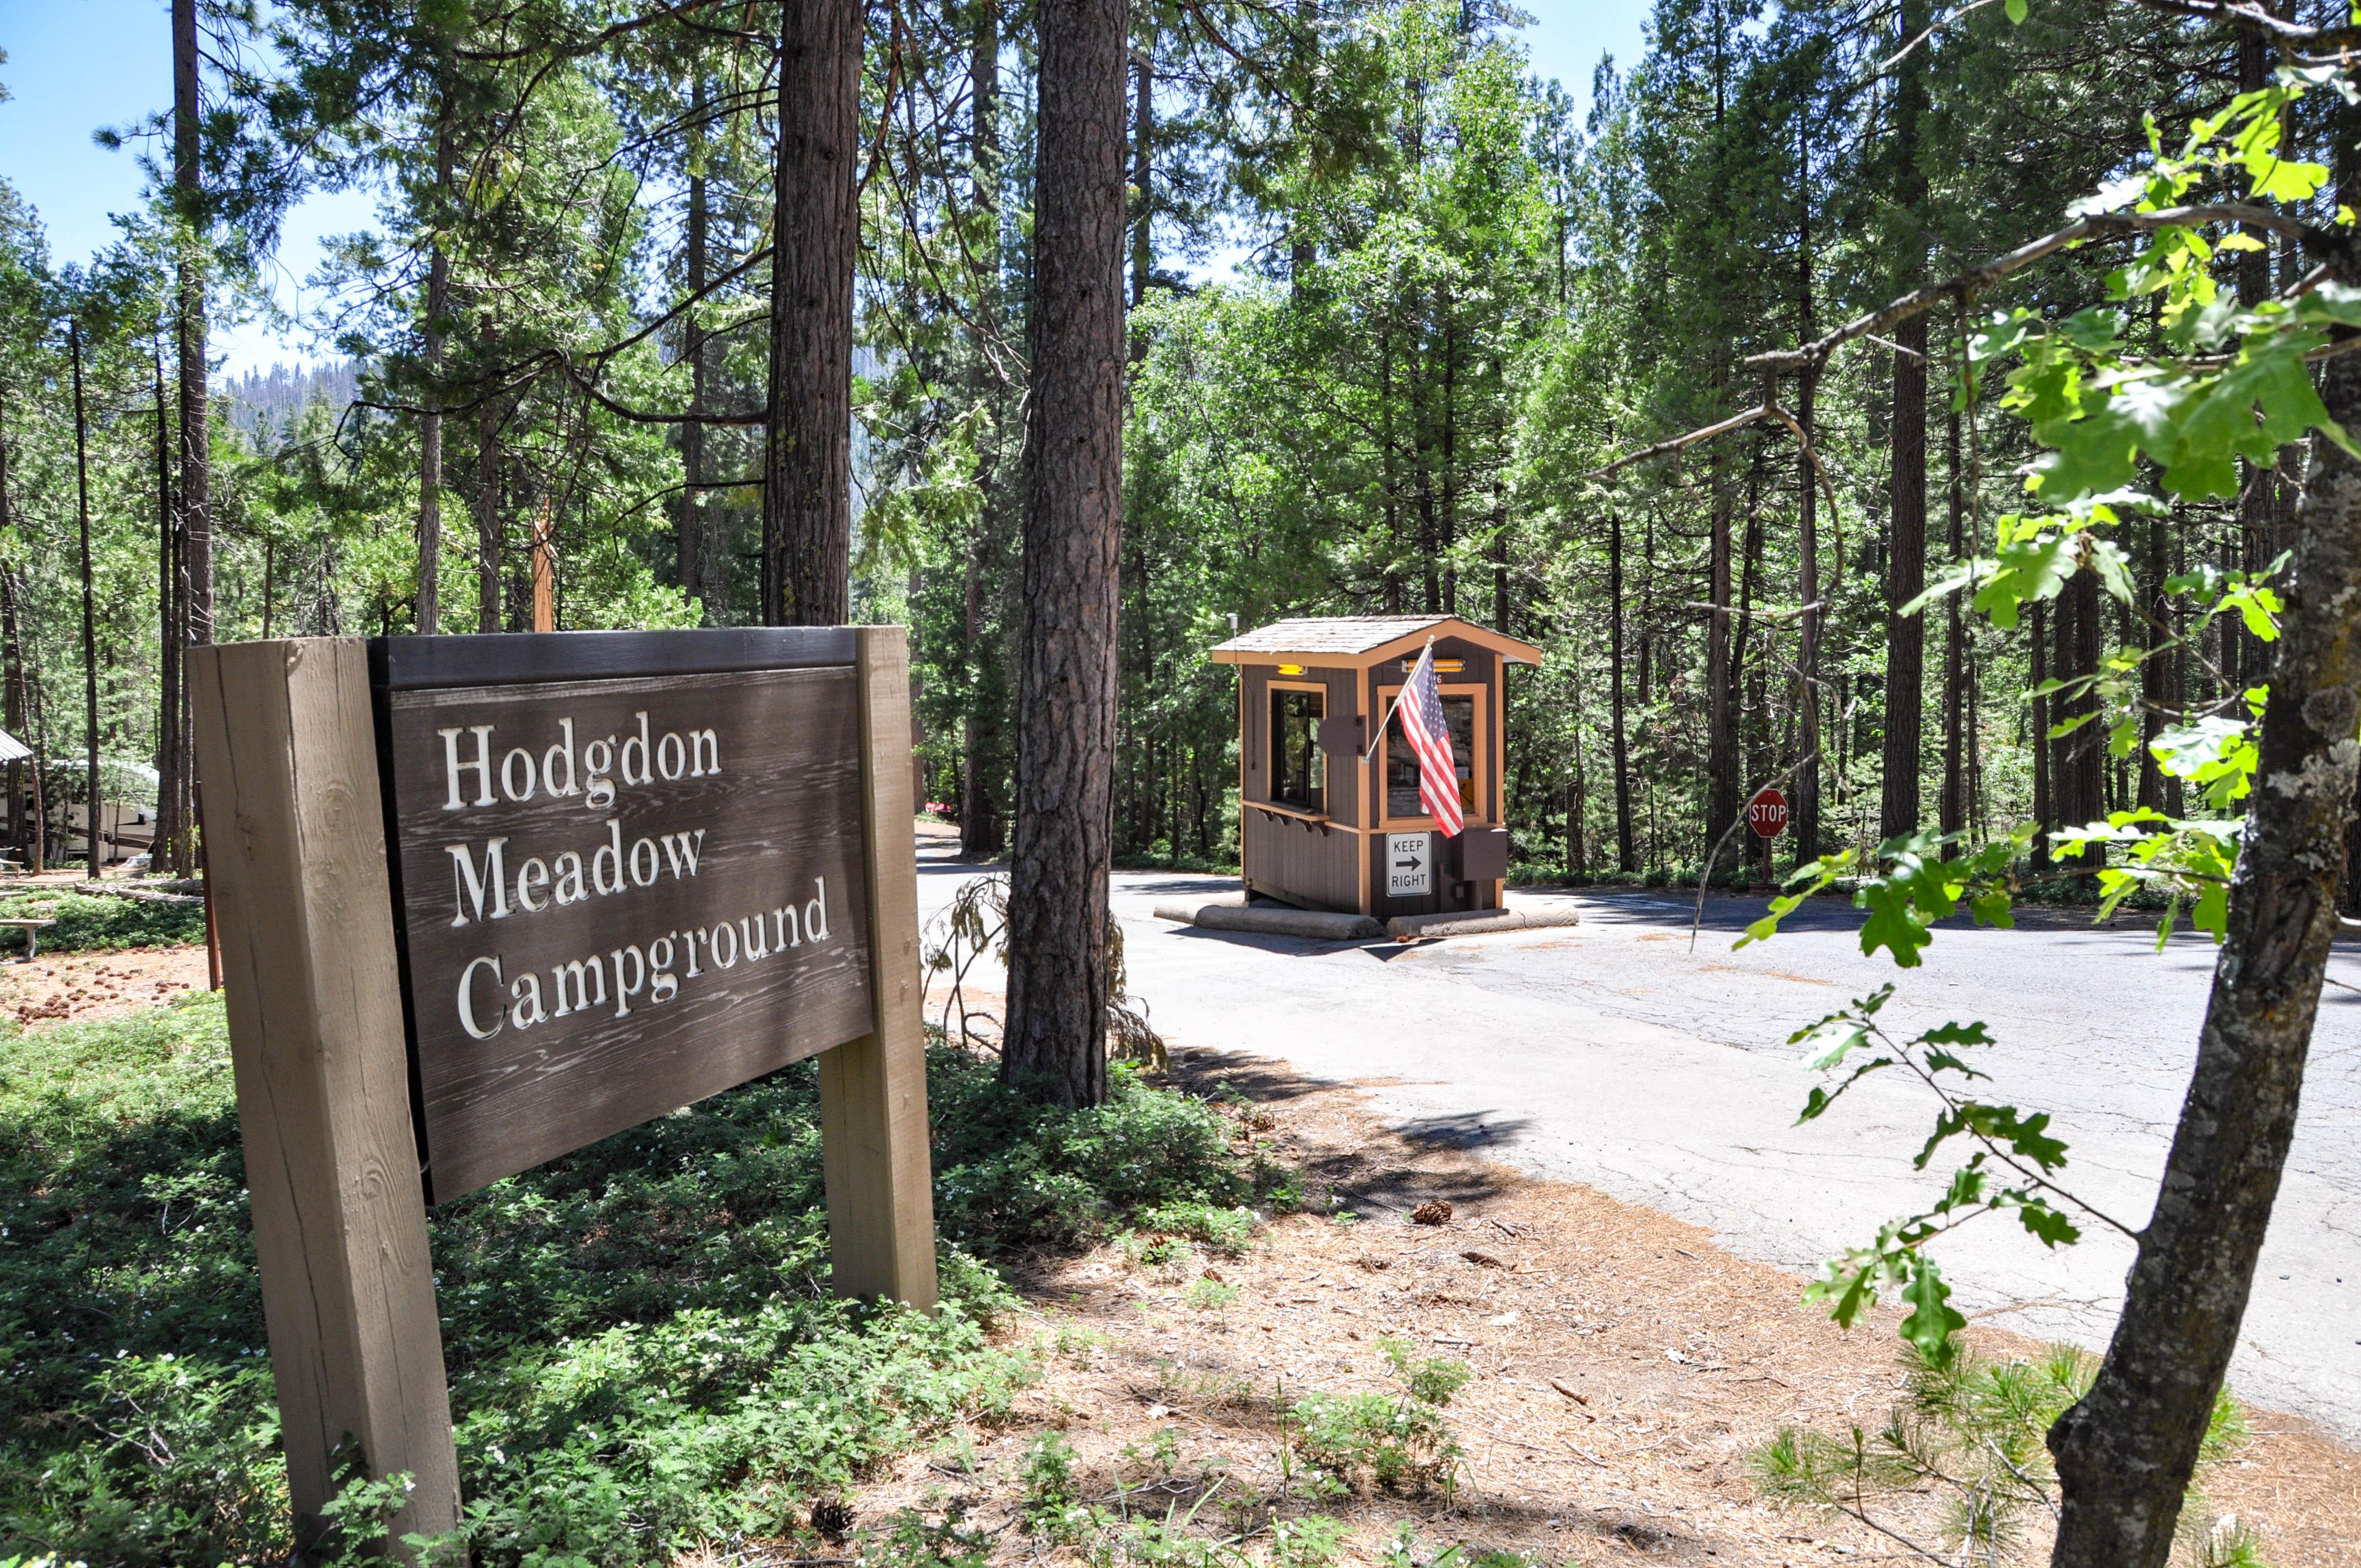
[1397, 640, 1465, 836]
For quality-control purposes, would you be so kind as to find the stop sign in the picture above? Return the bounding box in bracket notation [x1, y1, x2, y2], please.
[1747, 786, 1789, 839]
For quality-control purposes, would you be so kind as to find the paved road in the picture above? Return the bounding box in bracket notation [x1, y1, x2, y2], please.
[913, 845, 2361, 1440]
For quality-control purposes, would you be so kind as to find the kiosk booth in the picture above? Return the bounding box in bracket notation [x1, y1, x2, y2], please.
[1211, 616, 1541, 921]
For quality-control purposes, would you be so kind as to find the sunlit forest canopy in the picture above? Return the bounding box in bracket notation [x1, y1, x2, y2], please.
[0, 0, 2337, 890]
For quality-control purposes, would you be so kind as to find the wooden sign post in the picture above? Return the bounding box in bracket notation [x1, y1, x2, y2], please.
[188, 628, 937, 1551]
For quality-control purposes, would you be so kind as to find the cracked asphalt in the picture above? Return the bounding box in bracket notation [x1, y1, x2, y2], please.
[915, 846, 2361, 1440]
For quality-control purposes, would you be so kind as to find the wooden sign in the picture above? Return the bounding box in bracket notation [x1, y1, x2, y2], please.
[378, 654, 874, 1199]
[190, 628, 938, 1551]
[1747, 785, 1790, 839]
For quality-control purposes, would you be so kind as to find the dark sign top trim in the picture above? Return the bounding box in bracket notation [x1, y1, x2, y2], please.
[369, 628, 859, 691]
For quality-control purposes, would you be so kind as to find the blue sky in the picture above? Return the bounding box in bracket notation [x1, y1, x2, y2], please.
[0, 1, 1651, 374]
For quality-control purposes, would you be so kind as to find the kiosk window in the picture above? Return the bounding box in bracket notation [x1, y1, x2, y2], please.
[1385, 694, 1476, 819]
[1270, 688, 1325, 811]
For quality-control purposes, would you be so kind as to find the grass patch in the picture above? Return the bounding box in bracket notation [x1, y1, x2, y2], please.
[0, 891, 206, 955]
[0, 995, 1271, 1565]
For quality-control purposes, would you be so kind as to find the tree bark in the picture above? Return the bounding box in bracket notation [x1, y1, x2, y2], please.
[0, 558, 22, 859]
[1797, 367, 1821, 863]
[1940, 405, 1965, 842]
[679, 76, 713, 618]
[2030, 599, 2053, 868]
[764, 0, 861, 627]
[1878, 0, 1929, 842]
[960, 0, 1004, 859]
[22, 568, 49, 871]
[1880, 312, 1929, 841]
[2047, 314, 2361, 1568]
[1609, 511, 1635, 873]
[2056, 570, 2105, 829]
[2140, 511, 2171, 812]
[1706, 379, 1738, 870]
[476, 392, 502, 633]
[172, 0, 211, 659]
[70, 322, 100, 880]
[1000, 0, 1127, 1108]
[151, 350, 179, 870]
[1130, 43, 1152, 312]
[416, 102, 453, 635]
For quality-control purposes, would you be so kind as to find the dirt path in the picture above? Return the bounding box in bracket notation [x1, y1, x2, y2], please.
[847, 1047, 2360, 1566]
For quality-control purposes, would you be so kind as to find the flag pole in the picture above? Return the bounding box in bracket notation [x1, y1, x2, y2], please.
[1361, 636, 1432, 765]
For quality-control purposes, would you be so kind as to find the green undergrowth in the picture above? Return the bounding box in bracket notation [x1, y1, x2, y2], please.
[0, 995, 1275, 1566]
[0, 892, 206, 955]
[1751, 1342, 2264, 1566]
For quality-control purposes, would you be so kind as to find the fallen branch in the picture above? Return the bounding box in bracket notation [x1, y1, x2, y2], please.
[1584, 402, 1771, 480]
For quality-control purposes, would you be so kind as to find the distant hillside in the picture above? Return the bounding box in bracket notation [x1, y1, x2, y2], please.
[221, 360, 362, 439]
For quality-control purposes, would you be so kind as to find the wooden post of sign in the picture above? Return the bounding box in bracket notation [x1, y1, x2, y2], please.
[821, 627, 941, 1307]
[188, 639, 461, 1550]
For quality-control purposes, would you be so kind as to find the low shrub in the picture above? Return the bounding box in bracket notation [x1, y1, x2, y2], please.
[0, 999, 1272, 1565]
[0, 891, 205, 955]
[1283, 1342, 1470, 1495]
[1750, 1342, 2259, 1564]
[928, 1055, 1259, 1251]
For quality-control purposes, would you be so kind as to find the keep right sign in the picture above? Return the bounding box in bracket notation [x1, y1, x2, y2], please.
[1386, 831, 1433, 896]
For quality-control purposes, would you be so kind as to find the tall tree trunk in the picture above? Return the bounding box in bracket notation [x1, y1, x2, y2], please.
[1940, 405, 1965, 841]
[1489, 356, 1509, 633]
[416, 104, 454, 635]
[476, 393, 502, 633]
[1880, 314, 1929, 841]
[0, 451, 21, 857]
[1706, 371, 1738, 869]
[679, 75, 712, 617]
[172, 0, 211, 661]
[151, 350, 179, 869]
[1879, 0, 1929, 842]
[1797, 367, 1821, 863]
[1001, 0, 1127, 1107]
[0, 565, 20, 859]
[2030, 600, 2052, 868]
[1129, 43, 1152, 312]
[2047, 322, 2361, 1568]
[70, 323, 100, 880]
[1440, 296, 1458, 615]
[1637, 510, 1655, 707]
[24, 573, 48, 872]
[1733, 447, 1764, 785]
[2141, 512, 2171, 811]
[959, 0, 1003, 859]
[764, 0, 862, 627]
[1381, 328, 1403, 612]
[2058, 571, 2105, 829]
[1609, 511, 1635, 873]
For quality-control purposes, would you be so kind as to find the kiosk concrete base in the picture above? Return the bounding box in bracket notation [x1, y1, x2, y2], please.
[1385, 906, 1581, 943]
[1154, 899, 1384, 941]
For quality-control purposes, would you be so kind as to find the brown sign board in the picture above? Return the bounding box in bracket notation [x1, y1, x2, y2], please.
[374, 633, 879, 1200]
[194, 629, 938, 1547]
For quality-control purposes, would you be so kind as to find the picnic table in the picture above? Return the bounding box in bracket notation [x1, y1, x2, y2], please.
[2, 916, 53, 960]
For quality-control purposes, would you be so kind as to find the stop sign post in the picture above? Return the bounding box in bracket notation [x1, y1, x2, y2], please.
[1747, 786, 1788, 889]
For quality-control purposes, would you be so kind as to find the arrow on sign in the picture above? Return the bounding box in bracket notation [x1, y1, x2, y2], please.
[1395, 854, 1423, 870]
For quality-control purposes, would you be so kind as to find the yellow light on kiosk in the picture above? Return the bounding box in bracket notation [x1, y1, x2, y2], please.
[1433, 659, 1465, 673]
[1277, 663, 1304, 675]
